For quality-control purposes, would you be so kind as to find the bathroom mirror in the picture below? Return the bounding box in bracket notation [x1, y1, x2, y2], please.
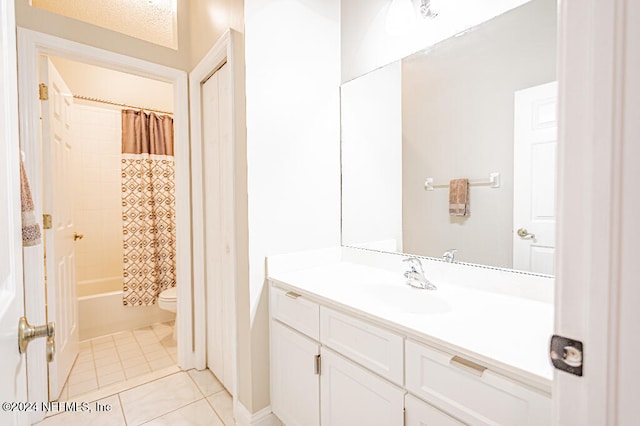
[341, 0, 557, 275]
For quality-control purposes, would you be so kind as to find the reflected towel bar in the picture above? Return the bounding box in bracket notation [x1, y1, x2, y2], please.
[424, 172, 500, 191]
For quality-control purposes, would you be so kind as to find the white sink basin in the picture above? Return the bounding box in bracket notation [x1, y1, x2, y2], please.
[365, 283, 451, 314]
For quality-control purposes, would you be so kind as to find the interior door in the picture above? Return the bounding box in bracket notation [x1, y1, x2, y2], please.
[0, 0, 29, 424]
[40, 57, 79, 400]
[203, 62, 235, 392]
[513, 81, 558, 275]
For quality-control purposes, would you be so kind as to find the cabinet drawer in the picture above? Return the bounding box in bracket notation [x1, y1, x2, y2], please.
[405, 394, 466, 426]
[320, 307, 403, 385]
[405, 340, 551, 426]
[271, 286, 319, 340]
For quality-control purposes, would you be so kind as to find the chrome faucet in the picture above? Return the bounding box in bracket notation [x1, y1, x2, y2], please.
[403, 257, 437, 290]
[442, 249, 457, 263]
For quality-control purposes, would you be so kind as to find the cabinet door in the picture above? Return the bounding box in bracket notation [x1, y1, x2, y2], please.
[271, 320, 320, 426]
[320, 348, 404, 426]
[405, 394, 466, 426]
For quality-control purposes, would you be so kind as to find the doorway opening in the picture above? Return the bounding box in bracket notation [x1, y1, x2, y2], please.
[40, 54, 179, 401]
[17, 28, 193, 417]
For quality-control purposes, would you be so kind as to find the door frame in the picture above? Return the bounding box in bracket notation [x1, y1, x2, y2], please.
[17, 28, 195, 417]
[189, 29, 243, 396]
[554, 0, 639, 424]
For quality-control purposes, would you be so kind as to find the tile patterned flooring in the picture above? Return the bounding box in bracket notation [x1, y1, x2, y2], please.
[37, 369, 234, 425]
[59, 322, 178, 400]
[36, 322, 236, 425]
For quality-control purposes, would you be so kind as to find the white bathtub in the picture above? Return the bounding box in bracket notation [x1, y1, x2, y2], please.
[78, 289, 175, 341]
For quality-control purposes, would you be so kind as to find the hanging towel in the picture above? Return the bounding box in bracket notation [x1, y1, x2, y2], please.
[20, 158, 42, 247]
[449, 178, 470, 217]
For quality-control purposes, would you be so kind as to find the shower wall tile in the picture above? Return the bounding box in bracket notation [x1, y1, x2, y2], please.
[72, 105, 124, 287]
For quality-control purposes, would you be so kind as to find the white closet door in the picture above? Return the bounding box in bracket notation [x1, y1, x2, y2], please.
[203, 62, 234, 392]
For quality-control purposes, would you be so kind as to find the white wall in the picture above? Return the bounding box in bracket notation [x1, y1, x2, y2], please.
[49, 56, 174, 113]
[341, 61, 402, 251]
[244, 0, 341, 412]
[341, 0, 530, 82]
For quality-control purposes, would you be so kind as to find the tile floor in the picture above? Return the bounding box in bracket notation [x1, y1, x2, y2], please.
[59, 322, 177, 400]
[37, 369, 235, 425]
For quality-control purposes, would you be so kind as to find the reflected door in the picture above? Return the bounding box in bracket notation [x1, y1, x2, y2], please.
[513, 81, 558, 275]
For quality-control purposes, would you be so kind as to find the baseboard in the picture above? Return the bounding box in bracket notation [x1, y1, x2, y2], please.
[234, 400, 281, 426]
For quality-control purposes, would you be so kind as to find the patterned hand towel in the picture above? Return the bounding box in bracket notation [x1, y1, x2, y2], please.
[21, 158, 42, 246]
[449, 178, 470, 217]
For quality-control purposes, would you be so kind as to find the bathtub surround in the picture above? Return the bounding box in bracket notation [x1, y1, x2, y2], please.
[79, 290, 175, 340]
[121, 110, 176, 306]
[72, 105, 124, 294]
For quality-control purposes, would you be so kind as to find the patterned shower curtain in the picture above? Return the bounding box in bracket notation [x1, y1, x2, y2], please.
[121, 110, 176, 306]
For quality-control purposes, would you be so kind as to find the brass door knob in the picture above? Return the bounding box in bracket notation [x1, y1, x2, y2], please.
[18, 317, 55, 355]
[517, 228, 535, 239]
[73, 232, 84, 241]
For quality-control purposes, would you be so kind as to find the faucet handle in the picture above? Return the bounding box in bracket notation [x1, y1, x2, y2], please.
[403, 257, 424, 274]
[442, 249, 457, 262]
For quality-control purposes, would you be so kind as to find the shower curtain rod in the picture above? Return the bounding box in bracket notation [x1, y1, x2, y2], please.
[73, 95, 173, 116]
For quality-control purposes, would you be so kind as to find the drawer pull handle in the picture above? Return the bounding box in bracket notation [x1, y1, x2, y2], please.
[450, 356, 487, 376]
[285, 291, 301, 299]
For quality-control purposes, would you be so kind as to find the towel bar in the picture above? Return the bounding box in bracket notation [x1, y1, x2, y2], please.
[424, 172, 500, 191]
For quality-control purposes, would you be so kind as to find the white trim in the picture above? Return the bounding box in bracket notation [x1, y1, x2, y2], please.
[189, 29, 240, 395]
[234, 400, 281, 426]
[16, 29, 194, 420]
[553, 0, 638, 423]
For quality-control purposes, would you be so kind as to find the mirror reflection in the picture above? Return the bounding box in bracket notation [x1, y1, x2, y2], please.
[341, 0, 557, 275]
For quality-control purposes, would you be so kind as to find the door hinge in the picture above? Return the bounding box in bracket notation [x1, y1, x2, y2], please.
[550, 334, 583, 376]
[314, 354, 321, 375]
[43, 214, 52, 230]
[39, 83, 49, 101]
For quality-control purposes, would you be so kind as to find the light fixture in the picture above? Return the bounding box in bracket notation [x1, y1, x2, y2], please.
[385, 0, 416, 36]
[419, 0, 438, 19]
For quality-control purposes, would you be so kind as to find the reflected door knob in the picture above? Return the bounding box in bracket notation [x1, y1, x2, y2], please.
[517, 228, 535, 239]
[73, 232, 84, 241]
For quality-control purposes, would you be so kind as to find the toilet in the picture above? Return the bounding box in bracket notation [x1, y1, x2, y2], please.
[158, 287, 177, 340]
[158, 287, 177, 312]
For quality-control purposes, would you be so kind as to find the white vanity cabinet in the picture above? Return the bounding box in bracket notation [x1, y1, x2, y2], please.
[269, 283, 551, 426]
[270, 286, 404, 425]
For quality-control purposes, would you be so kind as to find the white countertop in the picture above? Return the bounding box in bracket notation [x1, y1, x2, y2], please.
[267, 259, 554, 393]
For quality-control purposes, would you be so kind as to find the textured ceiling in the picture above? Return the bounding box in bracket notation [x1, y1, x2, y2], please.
[33, 0, 178, 49]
